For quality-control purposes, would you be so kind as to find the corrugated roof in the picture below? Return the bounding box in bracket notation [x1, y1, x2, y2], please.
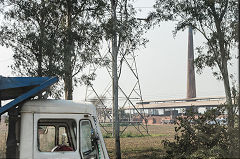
[134, 97, 227, 109]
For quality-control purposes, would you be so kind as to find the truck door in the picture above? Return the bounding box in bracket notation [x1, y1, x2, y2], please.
[79, 116, 109, 159]
[33, 114, 79, 159]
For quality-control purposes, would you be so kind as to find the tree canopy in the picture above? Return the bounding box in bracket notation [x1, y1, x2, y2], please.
[0, 0, 148, 100]
[0, 0, 107, 99]
[149, 0, 238, 128]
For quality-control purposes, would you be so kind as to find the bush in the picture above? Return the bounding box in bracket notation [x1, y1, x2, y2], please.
[162, 108, 239, 158]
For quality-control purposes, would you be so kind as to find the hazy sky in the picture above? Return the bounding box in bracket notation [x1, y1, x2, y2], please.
[0, 0, 238, 104]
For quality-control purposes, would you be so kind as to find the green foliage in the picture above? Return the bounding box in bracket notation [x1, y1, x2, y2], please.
[0, 0, 107, 99]
[102, 1, 148, 52]
[0, 0, 148, 99]
[162, 108, 239, 158]
[149, 0, 238, 82]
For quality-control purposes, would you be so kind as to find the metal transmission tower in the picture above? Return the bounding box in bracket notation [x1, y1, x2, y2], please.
[84, 45, 149, 135]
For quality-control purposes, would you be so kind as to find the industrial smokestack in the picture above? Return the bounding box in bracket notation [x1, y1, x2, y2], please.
[187, 26, 196, 98]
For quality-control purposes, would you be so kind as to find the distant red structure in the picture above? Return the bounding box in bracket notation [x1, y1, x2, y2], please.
[187, 26, 196, 99]
[142, 116, 174, 125]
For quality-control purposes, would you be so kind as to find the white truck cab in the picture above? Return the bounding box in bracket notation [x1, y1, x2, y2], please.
[19, 99, 109, 159]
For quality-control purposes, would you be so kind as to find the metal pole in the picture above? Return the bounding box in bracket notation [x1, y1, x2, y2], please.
[111, 0, 121, 158]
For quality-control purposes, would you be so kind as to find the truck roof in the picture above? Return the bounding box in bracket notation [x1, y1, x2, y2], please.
[21, 99, 97, 115]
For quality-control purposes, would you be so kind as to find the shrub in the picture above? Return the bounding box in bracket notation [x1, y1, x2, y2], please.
[162, 108, 239, 158]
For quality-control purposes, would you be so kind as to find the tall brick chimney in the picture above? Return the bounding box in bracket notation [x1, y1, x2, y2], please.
[186, 26, 196, 98]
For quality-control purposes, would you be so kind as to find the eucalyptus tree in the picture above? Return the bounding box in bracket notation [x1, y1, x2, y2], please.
[0, 0, 64, 98]
[0, 0, 56, 77]
[0, 0, 107, 99]
[149, 0, 238, 128]
[102, 0, 148, 158]
[55, 0, 107, 100]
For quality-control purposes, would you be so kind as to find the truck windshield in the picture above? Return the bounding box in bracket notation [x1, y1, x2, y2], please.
[38, 119, 77, 152]
[80, 120, 99, 159]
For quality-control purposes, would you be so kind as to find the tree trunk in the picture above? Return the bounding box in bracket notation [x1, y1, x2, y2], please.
[111, 0, 121, 158]
[37, 0, 46, 77]
[36, 53, 43, 77]
[214, 12, 235, 156]
[221, 62, 234, 128]
[64, 73, 73, 100]
[64, 1, 74, 100]
[215, 18, 234, 129]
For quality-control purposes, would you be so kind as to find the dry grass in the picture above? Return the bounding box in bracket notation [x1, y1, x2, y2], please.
[104, 136, 171, 159]
[103, 124, 176, 159]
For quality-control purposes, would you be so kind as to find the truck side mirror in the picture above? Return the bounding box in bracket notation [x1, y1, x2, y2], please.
[91, 129, 99, 146]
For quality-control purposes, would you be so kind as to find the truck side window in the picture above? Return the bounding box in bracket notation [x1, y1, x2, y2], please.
[80, 120, 98, 159]
[38, 119, 76, 152]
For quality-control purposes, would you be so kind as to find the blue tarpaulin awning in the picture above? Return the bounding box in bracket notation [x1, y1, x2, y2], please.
[0, 76, 58, 115]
